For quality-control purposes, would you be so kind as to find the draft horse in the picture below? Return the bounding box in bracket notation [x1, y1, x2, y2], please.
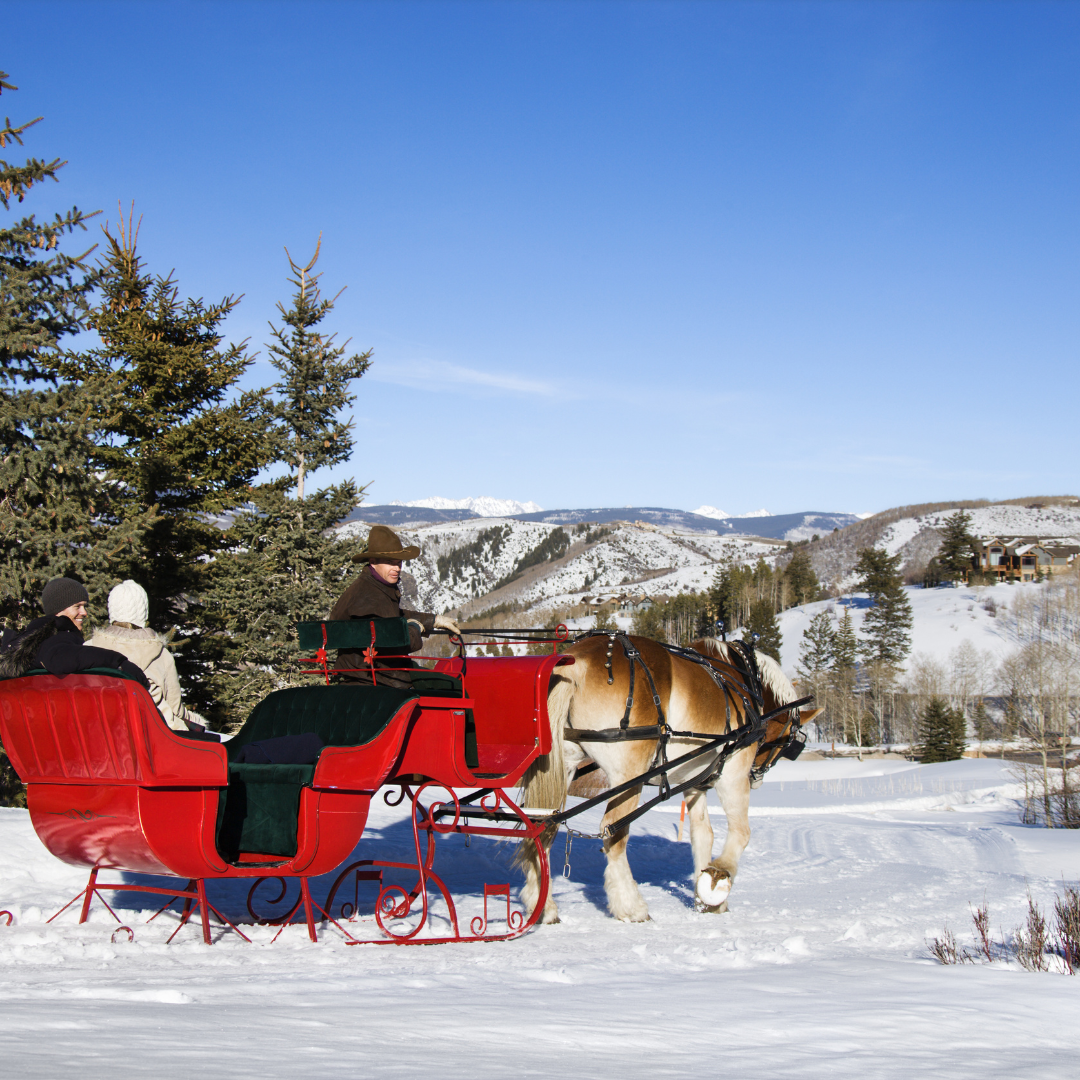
[518, 635, 822, 923]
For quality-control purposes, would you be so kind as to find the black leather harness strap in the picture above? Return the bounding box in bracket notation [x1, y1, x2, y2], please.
[548, 632, 815, 834]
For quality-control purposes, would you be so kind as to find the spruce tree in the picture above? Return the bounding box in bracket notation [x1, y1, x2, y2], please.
[937, 510, 977, 585]
[1, 74, 154, 623]
[830, 606, 860, 745]
[796, 609, 834, 740]
[920, 697, 967, 762]
[973, 699, 994, 743]
[783, 550, 820, 607]
[831, 606, 858, 675]
[62, 212, 279, 623]
[198, 244, 372, 726]
[744, 597, 782, 662]
[854, 547, 913, 666]
[201, 482, 361, 724]
[266, 238, 371, 499]
[798, 610, 834, 677]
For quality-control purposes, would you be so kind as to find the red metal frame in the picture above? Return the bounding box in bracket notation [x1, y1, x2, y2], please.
[0, 652, 571, 944]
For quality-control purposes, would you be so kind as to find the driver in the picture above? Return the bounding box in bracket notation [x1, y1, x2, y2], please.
[329, 525, 460, 687]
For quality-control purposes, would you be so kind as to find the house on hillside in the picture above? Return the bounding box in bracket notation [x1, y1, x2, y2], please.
[971, 536, 1080, 582]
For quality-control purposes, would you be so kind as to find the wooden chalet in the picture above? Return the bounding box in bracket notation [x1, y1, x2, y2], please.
[971, 536, 1080, 582]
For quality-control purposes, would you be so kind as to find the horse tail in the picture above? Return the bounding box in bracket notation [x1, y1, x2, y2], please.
[518, 656, 585, 811]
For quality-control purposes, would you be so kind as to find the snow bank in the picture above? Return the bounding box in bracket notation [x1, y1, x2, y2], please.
[3, 759, 1080, 1077]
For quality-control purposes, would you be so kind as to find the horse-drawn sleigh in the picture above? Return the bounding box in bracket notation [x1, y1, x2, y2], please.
[0, 617, 818, 944]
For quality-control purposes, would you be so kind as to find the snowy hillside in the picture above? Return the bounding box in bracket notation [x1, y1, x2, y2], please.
[807, 498, 1080, 591]
[777, 580, 1025, 679]
[4, 758, 1080, 1077]
[338, 516, 778, 616]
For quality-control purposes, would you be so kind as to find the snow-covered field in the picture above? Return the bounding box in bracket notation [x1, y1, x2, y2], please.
[3, 757, 1080, 1078]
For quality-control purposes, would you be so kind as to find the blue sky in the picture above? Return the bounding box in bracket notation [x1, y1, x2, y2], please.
[6, 1, 1079, 514]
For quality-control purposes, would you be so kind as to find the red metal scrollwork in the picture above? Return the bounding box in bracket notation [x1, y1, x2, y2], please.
[310, 781, 550, 946]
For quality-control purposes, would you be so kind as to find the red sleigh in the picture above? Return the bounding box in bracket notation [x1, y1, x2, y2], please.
[0, 618, 571, 944]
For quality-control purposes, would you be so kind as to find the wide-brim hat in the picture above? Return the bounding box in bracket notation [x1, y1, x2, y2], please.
[353, 524, 420, 563]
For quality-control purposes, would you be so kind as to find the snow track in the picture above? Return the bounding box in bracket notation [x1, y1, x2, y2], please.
[2, 759, 1080, 1077]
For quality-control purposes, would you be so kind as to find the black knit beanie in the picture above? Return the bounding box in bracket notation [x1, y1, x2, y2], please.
[40, 577, 90, 618]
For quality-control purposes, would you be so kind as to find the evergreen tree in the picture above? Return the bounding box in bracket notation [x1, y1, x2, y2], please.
[266, 238, 372, 499]
[62, 211, 279, 623]
[1, 76, 154, 623]
[743, 597, 782, 662]
[797, 610, 834, 678]
[920, 696, 967, 762]
[0, 71, 98, 380]
[937, 510, 977, 585]
[796, 609, 834, 739]
[783, 550, 820, 607]
[853, 547, 913, 666]
[830, 606, 860, 746]
[972, 699, 994, 743]
[200, 482, 360, 724]
[198, 245, 372, 726]
[831, 607, 858, 674]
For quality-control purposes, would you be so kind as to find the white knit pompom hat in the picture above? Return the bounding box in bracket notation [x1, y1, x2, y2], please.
[108, 580, 149, 627]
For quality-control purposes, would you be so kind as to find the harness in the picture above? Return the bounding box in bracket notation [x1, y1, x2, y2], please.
[548, 631, 813, 838]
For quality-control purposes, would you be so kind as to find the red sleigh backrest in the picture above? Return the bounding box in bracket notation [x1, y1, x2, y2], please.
[0, 673, 227, 788]
[433, 652, 574, 775]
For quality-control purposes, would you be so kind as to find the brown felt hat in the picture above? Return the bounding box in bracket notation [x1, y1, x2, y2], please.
[353, 524, 420, 563]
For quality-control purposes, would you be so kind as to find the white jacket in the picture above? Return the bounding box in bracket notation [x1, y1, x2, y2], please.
[86, 624, 204, 732]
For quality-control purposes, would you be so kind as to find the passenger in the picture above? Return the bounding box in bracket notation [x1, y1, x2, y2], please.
[0, 577, 151, 690]
[86, 580, 210, 736]
[329, 525, 461, 687]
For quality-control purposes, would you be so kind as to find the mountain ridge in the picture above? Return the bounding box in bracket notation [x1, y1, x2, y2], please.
[343, 504, 859, 540]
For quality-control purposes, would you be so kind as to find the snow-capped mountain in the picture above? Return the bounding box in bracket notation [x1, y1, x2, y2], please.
[691, 506, 772, 520]
[389, 496, 543, 517]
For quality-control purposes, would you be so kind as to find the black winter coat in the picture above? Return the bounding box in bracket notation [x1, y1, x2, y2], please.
[0, 615, 151, 689]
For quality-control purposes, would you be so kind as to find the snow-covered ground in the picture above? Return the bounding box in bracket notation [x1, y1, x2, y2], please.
[3, 758, 1080, 1078]
[777, 580, 1031, 680]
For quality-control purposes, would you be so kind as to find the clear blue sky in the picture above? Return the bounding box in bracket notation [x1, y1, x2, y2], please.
[6, 1, 1079, 514]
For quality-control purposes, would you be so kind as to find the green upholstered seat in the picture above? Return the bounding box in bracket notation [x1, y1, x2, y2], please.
[216, 763, 316, 861]
[296, 617, 412, 651]
[225, 683, 420, 760]
[217, 684, 421, 861]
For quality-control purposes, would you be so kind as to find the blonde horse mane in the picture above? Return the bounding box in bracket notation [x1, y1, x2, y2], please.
[693, 637, 797, 706]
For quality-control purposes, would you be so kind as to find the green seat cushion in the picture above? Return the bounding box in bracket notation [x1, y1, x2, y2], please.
[216, 763, 317, 861]
[217, 684, 421, 862]
[296, 617, 412, 651]
[226, 684, 420, 762]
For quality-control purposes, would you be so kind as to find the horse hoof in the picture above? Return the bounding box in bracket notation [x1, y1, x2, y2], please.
[694, 898, 728, 914]
[696, 867, 732, 909]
